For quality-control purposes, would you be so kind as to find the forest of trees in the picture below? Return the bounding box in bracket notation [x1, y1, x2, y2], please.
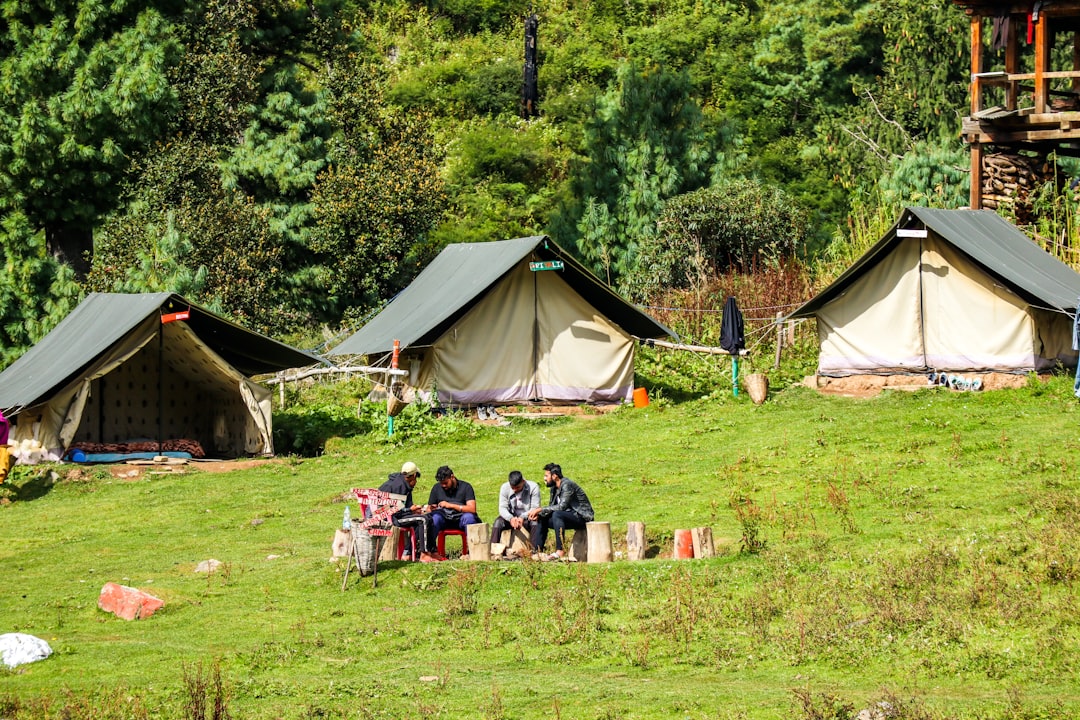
[0, 0, 994, 365]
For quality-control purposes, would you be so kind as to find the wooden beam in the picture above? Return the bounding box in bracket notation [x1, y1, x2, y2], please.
[963, 127, 1080, 142]
[265, 365, 409, 385]
[635, 337, 749, 356]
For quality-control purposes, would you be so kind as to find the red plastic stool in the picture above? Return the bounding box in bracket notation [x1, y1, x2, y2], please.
[437, 529, 467, 558]
[396, 526, 417, 560]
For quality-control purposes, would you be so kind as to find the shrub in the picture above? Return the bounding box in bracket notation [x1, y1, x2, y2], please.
[626, 179, 810, 300]
[272, 403, 373, 456]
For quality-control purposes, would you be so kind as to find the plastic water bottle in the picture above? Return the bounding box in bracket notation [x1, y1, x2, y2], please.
[342, 505, 351, 530]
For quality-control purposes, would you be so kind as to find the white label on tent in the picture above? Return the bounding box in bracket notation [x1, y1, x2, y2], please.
[529, 260, 564, 271]
[896, 228, 928, 238]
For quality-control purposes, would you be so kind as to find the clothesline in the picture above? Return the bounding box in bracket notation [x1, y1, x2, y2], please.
[639, 301, 804, 314]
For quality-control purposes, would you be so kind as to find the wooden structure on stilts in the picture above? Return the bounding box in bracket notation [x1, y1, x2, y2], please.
[956, 0, 1080, 216]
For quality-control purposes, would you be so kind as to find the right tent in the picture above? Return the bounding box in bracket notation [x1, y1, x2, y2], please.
[788, 207, 1080, 376]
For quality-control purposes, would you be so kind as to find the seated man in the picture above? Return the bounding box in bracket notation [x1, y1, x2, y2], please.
[379, 461, 444, 562]
[491, 470, 539, 555]
[527, 462, 594, 560]
[428, 465, 480, 541]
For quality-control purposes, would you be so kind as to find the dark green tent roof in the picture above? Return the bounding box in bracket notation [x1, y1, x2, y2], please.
[329, 236, 674, 356]
[789, 208, 1080, 318]
[0, 292, 323, 414]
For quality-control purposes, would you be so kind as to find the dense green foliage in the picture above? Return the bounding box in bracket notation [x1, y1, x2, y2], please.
[0, 0, 1059, 362]
[0, 0, 181, 275]
[3, 380, 1080, 718]
[628, 179, 810, 300]
[0, 213, 81, 367]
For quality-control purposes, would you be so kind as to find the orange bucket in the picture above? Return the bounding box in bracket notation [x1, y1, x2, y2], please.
[674, 529, 694, 559]
[633, 387, 649, 408]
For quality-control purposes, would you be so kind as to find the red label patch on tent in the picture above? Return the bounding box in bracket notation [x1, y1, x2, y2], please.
[161, 310, 190, 324]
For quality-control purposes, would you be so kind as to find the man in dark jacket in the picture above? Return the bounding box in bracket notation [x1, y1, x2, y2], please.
[527, 462, 594, 560]
[379, 461, 444, 562]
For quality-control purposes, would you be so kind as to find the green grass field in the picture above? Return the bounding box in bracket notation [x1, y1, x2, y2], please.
[2, 377, 1080, 719]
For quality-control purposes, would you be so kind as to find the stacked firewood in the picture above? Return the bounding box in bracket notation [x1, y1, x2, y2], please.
[981, 152, 1056, 223]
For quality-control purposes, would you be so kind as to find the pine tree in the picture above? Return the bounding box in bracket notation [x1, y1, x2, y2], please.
[0, 0, 181, 277]
[0, 212, 81, 369]
[550, 62, 714, 283]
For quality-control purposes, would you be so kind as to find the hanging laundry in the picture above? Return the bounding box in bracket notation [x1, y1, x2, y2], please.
[720, 296, 745, 355]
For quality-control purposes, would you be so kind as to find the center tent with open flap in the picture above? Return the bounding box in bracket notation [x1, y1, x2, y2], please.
[787, 207, 1080, 376]
[329, 236, 675, 406]
[0, 292, 324, 461]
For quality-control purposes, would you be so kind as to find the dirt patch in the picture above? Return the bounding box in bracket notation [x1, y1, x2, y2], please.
[805, 372, 1033, 398]
[85, 457, 284, 481]
[484, 404, 622, 422]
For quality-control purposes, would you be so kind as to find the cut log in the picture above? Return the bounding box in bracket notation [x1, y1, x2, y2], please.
[377, 526, 400, 562]
[497, 527, 532, 556]
[626, 521, 646, 561]
[568, 527, 589, 561]
[331, 529, 352, 558]
[466, 523, 491, 562]
[586, 521, 613, 563]
[674, 529, 694, 559]
[691, 527, 716, 559]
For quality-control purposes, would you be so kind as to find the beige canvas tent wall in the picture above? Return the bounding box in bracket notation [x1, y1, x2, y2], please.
[0, 293, 322, 461]
[788, 208, 1080, 376]
[329, 236, 673, 405]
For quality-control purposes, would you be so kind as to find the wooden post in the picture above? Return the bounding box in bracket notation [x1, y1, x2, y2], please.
[626, 521, 646, 561]
[568, 527, 589, 562]
[970, 15, 984, 115]
[691, 527, 716, 559]
[1006, 17, 1019, 109]
[1035, 12, 1050, 113]
[773, 311, 784, 369]
[1073, 30, 1080, 96]
[970, 14, 985, 210]
[586, 521, 613, 563]
[467, 523, 491, 561]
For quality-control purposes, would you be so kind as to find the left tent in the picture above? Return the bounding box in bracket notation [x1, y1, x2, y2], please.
[0, 293, 324, 461]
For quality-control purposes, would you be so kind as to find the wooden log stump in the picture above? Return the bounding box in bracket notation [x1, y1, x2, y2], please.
[568, 527, 589, 562]
[586, 521, 613, 563]
[691, 526, 716, 559]
[331, 528, 352, 558]
[497, 527, 532, 556]
[466, 523, 491, 562]
[377, 527, 400, 562]
[674, 529, 694, 559]
[626, 521, 646, 561]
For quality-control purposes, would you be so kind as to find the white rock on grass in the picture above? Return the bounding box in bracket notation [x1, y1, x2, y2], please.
[0, 633, 53, 668]
[194, 559, 222, 573]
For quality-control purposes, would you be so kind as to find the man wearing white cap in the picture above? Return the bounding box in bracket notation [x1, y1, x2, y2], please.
[379, 462, 445, 562]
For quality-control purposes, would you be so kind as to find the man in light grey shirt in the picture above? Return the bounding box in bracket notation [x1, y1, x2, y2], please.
[491, 470, 540, 554]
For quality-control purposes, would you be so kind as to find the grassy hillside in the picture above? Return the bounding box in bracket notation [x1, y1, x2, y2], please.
[2, 378, 1079, 719]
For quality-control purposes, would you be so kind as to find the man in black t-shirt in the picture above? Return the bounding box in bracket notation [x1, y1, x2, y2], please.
[428, 465, 480, 538]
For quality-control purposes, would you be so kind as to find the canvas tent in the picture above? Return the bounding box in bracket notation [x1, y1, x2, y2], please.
[788, 207, 1080, 376]
[0, 292, 323, 461]
[329, 236, 674, 405]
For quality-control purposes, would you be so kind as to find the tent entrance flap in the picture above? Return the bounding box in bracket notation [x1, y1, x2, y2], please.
[69, 322, 271, 457]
